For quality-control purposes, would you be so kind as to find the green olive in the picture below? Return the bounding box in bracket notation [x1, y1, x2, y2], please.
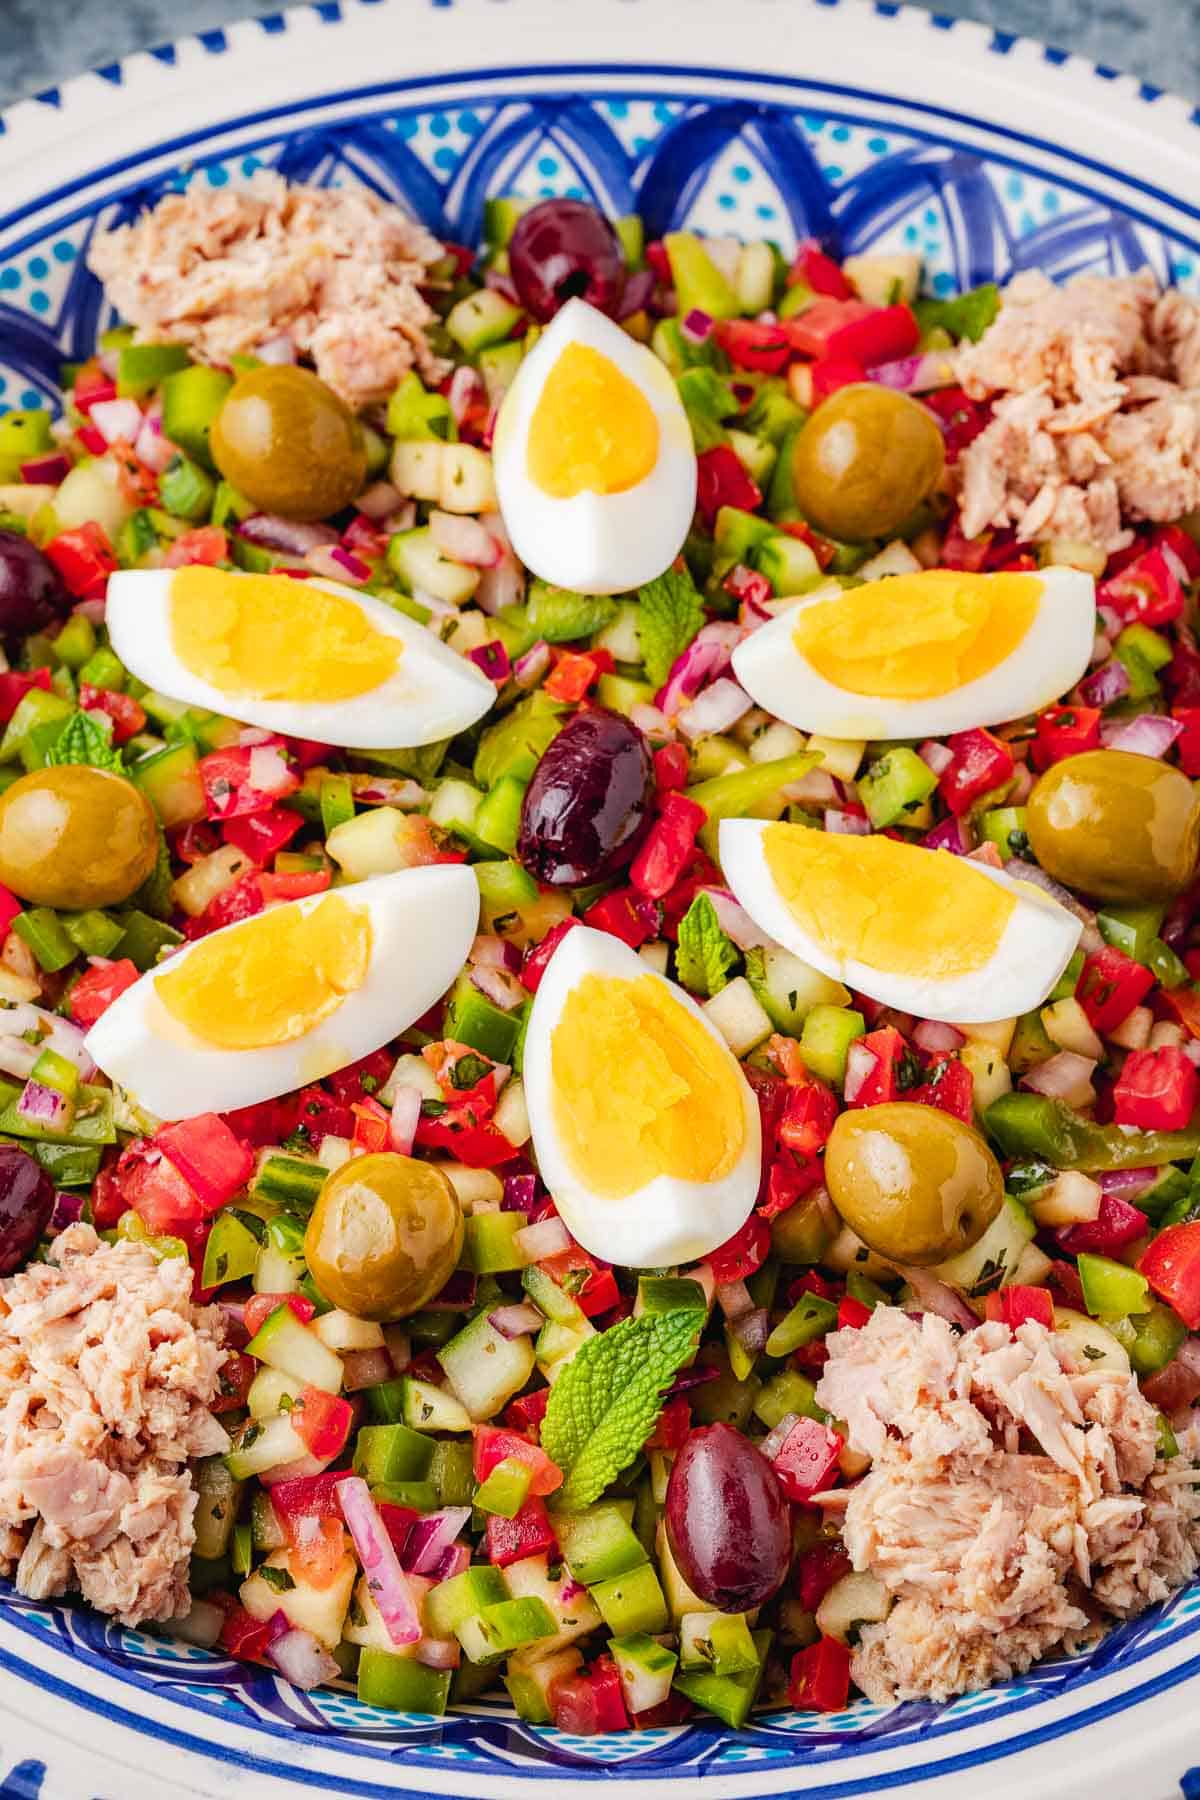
[304, 1152, 463, 1320]
[210, 366, 368, 520]
[0, 765, 159, 909]
[1026, 749, 1200, 903]
[790, 383, 945, 541]
[824, 1102, 1003, 1266]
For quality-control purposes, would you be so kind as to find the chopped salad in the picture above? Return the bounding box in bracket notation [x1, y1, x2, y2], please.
[0, 184, 1197, 1727]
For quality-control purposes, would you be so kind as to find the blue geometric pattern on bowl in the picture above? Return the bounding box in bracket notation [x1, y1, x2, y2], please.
[3, 37, 1200, 1794]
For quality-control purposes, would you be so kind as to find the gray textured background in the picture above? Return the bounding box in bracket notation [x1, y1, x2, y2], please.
[0, 0, 1197, 109]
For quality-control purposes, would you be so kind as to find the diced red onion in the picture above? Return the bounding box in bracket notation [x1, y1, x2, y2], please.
[824, 808, 871, 835]
[328, 545, 372, 583]
[424, 1270, 478, 1311]
[913, 1020, 965, 1054]
[656, 621, 742, 718]
[1089, 632, 1112, 668]
[1022, 1050, 1097, 1103]
[434, 1541, 472, 1583]
[341, 1347, 394, 1392]
[430, 510, 501, 567]
[446, 366, 486, 427]
[867, 351, 955, 393]
[630, 703, 673, 741]
[385, 1081, 420, 1157]
[50, 1190, 85, 1230]
[402, 1507, 473, 1576]
[731, 1306, 770, 1353]
[256, 333, 297, 366]
[0, 1038, 40, 1081]
[617, 269, 657, 319]
[265, 1609, 292, 1644]
[19, 452, 71, 485]
[1096, 603, 1124, 636]
[489, 1302, 543, 1339]
[782, 768, 837, 805]
[922, 816, 973, 855]
[414, 1635, 460, 1670]
[89, 398, 143, 445]
[136, 410, 175, 474]
[470, 964, 525, 1012]
[471, 934, 522, 973]
[474, 549, 525, 615]
[715, 1278, 754, 1321]
[484, 266, 521, 304]
[893, 1264, 978, 1329]
[1080, 660, 1131, 707]
[514, 1216, 570, 1262]
[666, 1365, 719, 1397]
[1007, 764, 1034, 806]
[239, 514, 339, 554]
[304, 545, 364, 584]
[760, 1412, 803, 1462]
[468, 641, 512, 685]
[679, 677, 754, 741]
[1098, 1167, 1161, 1201]
[513, 640, 551, 689]
[173, 1597, 227, 1649]
[218, 1300, 249, 1348]
[248, 746, 294, 796]
[356, 480, 404, 522]
[267, 1626, 340, 1691]
[16, 1081, 68, 1129]
[503, 1173, 539, 1213]
[918, 739, 955, 776]
[681, 308, 713, 343]
[1185, 1040, 1200, 1069]
[1099, 714, 1184, 757]
[335, 1476, 421, 1645]
[700, 887, 773, 951]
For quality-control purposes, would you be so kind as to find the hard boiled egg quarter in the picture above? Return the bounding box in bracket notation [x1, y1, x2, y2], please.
[105, 566, 496, 748]
[522, 927, 760, 1267]
[85, 864, 479, 1120]
[732, 567, 1095, 740]
[720, 819, 1081, 1023]
[492, 298, 697, 595]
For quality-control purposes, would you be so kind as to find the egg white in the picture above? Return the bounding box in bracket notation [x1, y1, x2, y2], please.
[522, 926, 761, 1267]
[492, 298, 697, 595]
[85, 864, 480, 1120]
[105, 570, 496, 748]
[719, 818, 1082, 1024]
[731, 567, 1096, 741]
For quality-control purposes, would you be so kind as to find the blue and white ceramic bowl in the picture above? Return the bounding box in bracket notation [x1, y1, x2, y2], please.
[2, 3, 1200, 1792]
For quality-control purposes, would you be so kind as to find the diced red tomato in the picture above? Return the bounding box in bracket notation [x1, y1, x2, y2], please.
[582, 886, 660, 948]
[473, 1426, 563, 1495]
[629, 792, 707, 899]
[910, 1055, 974, 1123]
[714, 318, 791, 374]
[1167, 632, 1200, 708]
[940, 514, 993, 572]
[259, 868, 331, 902]
[153, 1113, 254, 1214]
[923, 386, 990, 462]
[1152, 522, 1200, 579]
[1100, 546, 1186, 628]
[520, 917, 581, 994]
[43, 523, 117, 599]
[199, 743, 300, 821]
[183, 872, 266, 940]
[504, 1386, 550, 1437]
[1057, 1193, 1149, 1256]
[653, 742, 690, 793]
[632, 1693, 695, 1728]
[0, 668, 51, 723]
[982, 1285, 1055, 1330]
[415, 1101, 514, 1169]
[222, 807, 304, 866]
[794, 1543, 852, 1611]
[1139, 1222, 1200, 1329]
[243, 1293, 317, 1337]
[771, 1416, 843, 1502]
[778, 1076, 839, 1157]
[1174, 707, 1200, 778]
[291, 1386, 354, 1460]
[843, 1025, 910, 1107]
[162, 525, 228, 569]
[270, 1470, 350, 1529]
[695, 445, 761, 526]
[78, 683, 146, 745]
[1032, 704, 1102, 771]
[326, 1048, 395, 1105]
[1161, 984, 1200, 1040]
[1112, 1046, 1200, 1131]
[221, 1092, 304, 1149]
[545, 650, 606, 703]
[837, 1296, 872, 1331]
[788, 239, 853, 300]
[705, 1211, 771, 1284]
[219, 1605, 271, 1664]
[589, 1655, 630, 1732]
[938, 726, 1015, 816]
[809, 355, 867, 404]
[72, 364, 117, 416]
[68, 957, 139, 1026]
[789, 1638, 852, 1713]
[116, 1140, 206, 1243]
[294, 1086, 356, 1147]
[659, 848, 722, 941]
[782, 296, 873, 357]
[351, 1096, 391, 1153]
[644, 1394, 691, 1452]
[789, 299, 920, 367]
[485, 1496, 557, 1567]
[1077, 944, 1155, 1034]
[539, 1243, 620, 1318]
[551, 1661, 629, 1735]
[759, 1150, 824, 1219]
[212, 1350, 256, 1414]
[289, 1514, 350, 1589]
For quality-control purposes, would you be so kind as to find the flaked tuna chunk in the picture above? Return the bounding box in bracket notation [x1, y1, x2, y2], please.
[87, 171, 448, 412]
[952, 267, 1200, 551]
[0, 1224, 227, 1626]
[815, 1310, 1200, 1705]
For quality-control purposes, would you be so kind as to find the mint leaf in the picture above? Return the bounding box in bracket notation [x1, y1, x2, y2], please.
[675, 893, 738, 998]
[542, 1307, 705, 1512]
[914, 282, 1000, 344]
[45, 710, 123, 774]
[637, 569, 706, 688]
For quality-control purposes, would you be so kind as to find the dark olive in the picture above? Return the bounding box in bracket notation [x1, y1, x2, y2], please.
[791, 383, 945, 541]
[211, 366, 367, 520]
[1026, 749, 1200, 903]
[665, 1423, 791, 1612]
[518, 706, 653, 885]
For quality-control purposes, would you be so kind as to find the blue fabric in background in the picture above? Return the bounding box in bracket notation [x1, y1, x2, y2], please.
[0, 0, 1197, 109]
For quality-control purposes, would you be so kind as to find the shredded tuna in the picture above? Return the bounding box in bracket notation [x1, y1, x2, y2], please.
[952, 268, 1200, 551]
[815, 1309, 1200, 1705]
[0, 1224, 228, 1626]
[87, 171, 449, 412]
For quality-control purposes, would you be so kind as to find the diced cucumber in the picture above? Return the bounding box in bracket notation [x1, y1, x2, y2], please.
[503, 1552, 603, 1654]
[311, 1309, 385, 1352]
[473, 691, 565, 788]
[201, 1210, 261, 1289]
[473, 1456, 533, 1517]
[474, 774, 526, 855]
[756, 533, 821, 596]
[117, 342, 190, 398]
[679, 1608, 758, 1672]
[478, 340, 525, 406]
[387, 526, 479, 605]
[193, 1455, 243, 1560]
[504, 1646, 584, 1723]
[753, 1368, 824, 1430]
[429, 776, 485, 838]
[858, 747, 938, 830]
[446, 289, 523, 354]
[636, 1275, 708, 1318]
[673, 1629, 770, 1728]
[129, 739, 206, 829]
[247, 1365, 305, 1420]
[252, 1150, 326, 1211]
[589, 1561, 669, 1636]
[424, 1564, 508, 1638]
[457, 1596, 556, 1663]
[557, 1505, 648, 1586]
[526, 580, 617, 644]
[240, 1547, 356, 1648]
[932, 1195, 1035, 1299]
[815, 1570, 891, 1644]
[656, 1521, 711, 1622]
[158, 452, 216, 522]
[702, 976, 773, 1057]
[610, 1633, 678, 1715]
[401, 1376, 473, 1433]
[445, 969, 523, 1062]
[386, 371, 456, 443]
[743, 944, 850, 1037]
[437, 1309, 536, 1420]
[522, 1263, 587, 1327]
[251, 1488, 286, 1552]
[463, 1211, 527, 1274]
[225, 1413, 307, 1480]
[246, 1305, 344, 1394]
[663, 232, 740, 321]
[324, 806, 428, 880]
[799, 1003, 866, 1086]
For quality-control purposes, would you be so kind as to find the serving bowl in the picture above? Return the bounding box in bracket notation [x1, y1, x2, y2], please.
[1, 2, 1200, 1793]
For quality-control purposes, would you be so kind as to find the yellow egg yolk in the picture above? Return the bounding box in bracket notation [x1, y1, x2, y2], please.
[550, 972, 745, 1199]
[792, 570, 1040, 699]
[170, 567, 401, 703]
[155, 894, 372, 1049]
[527, 343, 659, 498]
[763, 824, 1015, 980]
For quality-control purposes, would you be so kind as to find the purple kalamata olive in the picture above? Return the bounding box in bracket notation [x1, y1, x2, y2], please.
[518, 707, 653, 886]
[0, 530, 71, 636]
[0, 1146, 55, 1276]
[508, 200, 626, 323]
[665, 1423, 791, 1612]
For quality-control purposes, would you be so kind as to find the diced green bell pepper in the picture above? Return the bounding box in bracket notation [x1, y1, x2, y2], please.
[663, 232, 740, 322]
[116, 342, 191, 399]
[474, 774, 526, 855]
[51, 614, 97, 672]
[1098, 903, 1167, 963]
[445, 968, 524, 1062]
[112, 909, 184, 971]
[202, 1210, 263, 1288]
[12, 908, 77, 972]
[352, 1422, 435, 1486]
[160, 366, 234, 470]
[673, 1629, 770, 1728]
[858, 747, 937, 830]
[158, 453, 216, 522]
[526, 580, 616, 644]
[357, 1647, 451, 1714]
[986, 1092, 1200, 1172]
[473, 692, 565, 788]
[688, 751, 819, 852]
[765, 1292, 838, 1357]
[1077, 1252, 1150, 1320]
[386, 370, 456, 443]
[472, 1455, 533, 1518]
[1128, 1300, 1187, 1375]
